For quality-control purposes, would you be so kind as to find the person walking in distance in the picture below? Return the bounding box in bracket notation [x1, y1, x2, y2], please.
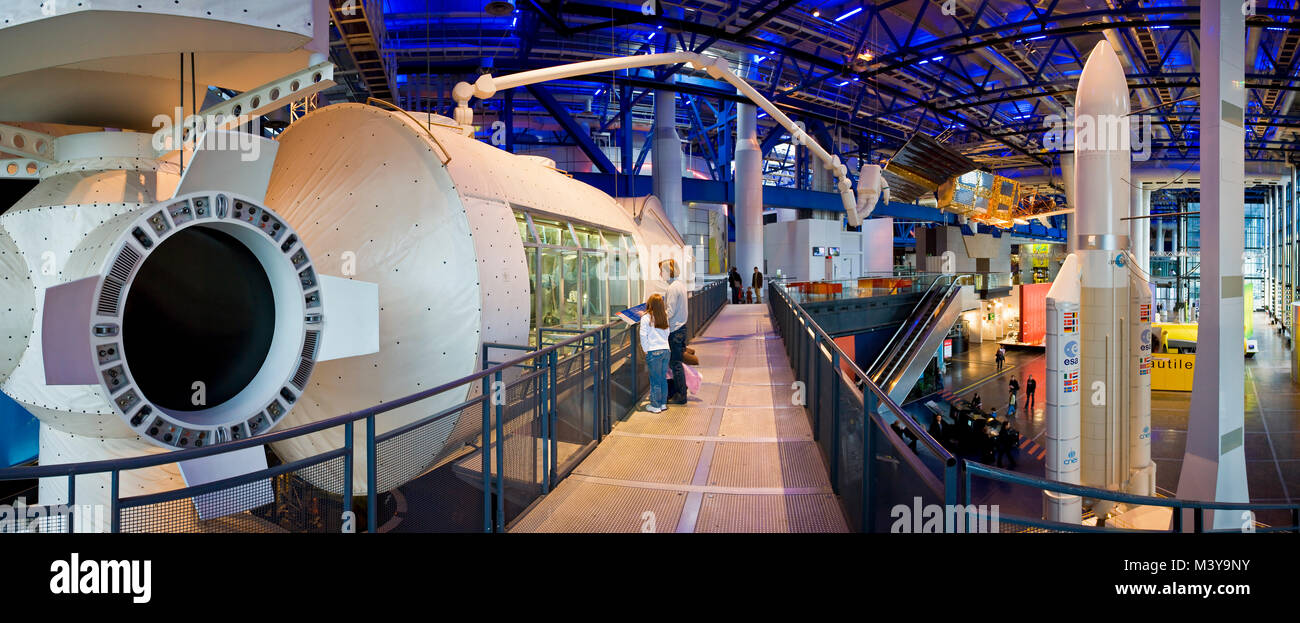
[995, 345, 1006, 371]
[752, 266, 764, 303]
[661, 259, 690, 405]
[728, 267, 743, 304]
[640, 294, 671, 413]
[1007, 376, 1020, 415]
[1025, 374, 1037, 414]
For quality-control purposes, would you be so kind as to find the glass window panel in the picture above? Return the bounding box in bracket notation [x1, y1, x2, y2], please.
[516, 211, 534, 243]
[527, 247, 538, 345]
[581, 251, 608, 327]
[538, 247, 579, 328]
[573, 225, 603, 249]
[533, 217, 567, 246]
[606, 234, 629, 312]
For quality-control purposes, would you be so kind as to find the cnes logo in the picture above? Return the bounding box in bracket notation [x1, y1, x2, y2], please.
[49, 553, 151, 604]
[1064, 449, 1079, 465]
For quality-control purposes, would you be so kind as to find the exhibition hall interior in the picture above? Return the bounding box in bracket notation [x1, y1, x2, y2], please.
[1, 0, 1297, 535]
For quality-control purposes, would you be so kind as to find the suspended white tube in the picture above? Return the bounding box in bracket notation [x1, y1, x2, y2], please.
[452, 52, 859, 223]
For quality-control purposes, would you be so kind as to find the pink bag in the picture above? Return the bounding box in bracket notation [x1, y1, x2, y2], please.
[682, 363, 703, 395]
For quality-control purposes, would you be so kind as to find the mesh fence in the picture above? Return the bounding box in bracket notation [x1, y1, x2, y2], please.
[607, 324, 643, 426]
[117, 454, 347, 533]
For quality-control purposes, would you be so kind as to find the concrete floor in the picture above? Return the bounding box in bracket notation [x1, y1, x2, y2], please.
[915, 311, 1300, 510]
[510, 303, 849, 532]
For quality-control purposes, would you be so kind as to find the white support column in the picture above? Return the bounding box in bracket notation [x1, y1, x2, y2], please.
[1140, 184, 1152, 275]
[1130, 181, 1148, 273]
[1268, 188, 1279, 317]
[1178, 1, 1249, 531]
[1287, 183, 1295, 329]
[1284, 165, 1294, 322]
[734, 102, 764, 278]
[653, 89, 686, 239]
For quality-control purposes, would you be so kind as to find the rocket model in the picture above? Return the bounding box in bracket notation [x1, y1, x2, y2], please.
[1044, 41, 1154, 523]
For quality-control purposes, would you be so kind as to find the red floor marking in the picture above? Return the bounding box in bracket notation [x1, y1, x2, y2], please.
[1034, 449, 1047, 460]
[1019, 438, 1031, 448]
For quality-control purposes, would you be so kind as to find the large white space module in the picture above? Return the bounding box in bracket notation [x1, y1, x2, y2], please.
[1044, 41, 1154, 523]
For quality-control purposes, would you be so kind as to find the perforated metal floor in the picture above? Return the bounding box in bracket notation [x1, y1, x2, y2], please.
[510, 303, 850, 533]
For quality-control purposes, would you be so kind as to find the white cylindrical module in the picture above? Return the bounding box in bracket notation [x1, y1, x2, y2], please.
[0, 132, 328, 527]
[0, 132, 182, 521]
[264, 104, 688, 496]
[1074, 40, 1132, 491]
[1128, 272, 1154, 495]
[1045, 254, 1082, 524]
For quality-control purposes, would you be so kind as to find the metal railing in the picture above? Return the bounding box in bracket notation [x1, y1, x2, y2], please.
[775, 272, 962, 304]
[769, 280, 1300, 533]
[770, 280, 958, 532]
[0, 280, 727, 533]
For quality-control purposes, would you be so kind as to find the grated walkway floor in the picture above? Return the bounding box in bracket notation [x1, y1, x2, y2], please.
[509, 303, 850, 533]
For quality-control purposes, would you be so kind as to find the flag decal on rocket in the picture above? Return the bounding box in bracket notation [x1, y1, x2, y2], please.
[1064, 371, 1079, 393]
[1063, 311, 1077, 333]
[1139, 304, 1150, 323]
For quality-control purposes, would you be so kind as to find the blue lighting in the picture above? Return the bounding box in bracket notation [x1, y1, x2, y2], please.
[1026, 35, 1046, 41]
[835, 7, 862, 22]
[755, 56, 767, 63]
[837, 80, 849, 87]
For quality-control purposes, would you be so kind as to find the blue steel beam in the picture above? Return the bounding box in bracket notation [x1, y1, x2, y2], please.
[525, 83, 619, 175]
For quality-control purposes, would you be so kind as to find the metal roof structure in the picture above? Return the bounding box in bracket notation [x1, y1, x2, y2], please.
[321, 1, 1300, 188]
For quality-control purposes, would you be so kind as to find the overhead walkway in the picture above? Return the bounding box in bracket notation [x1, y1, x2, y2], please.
[510, 303, 849, 532]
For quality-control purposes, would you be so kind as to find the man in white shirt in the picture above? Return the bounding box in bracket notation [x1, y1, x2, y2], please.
[660, 259, 689, 404]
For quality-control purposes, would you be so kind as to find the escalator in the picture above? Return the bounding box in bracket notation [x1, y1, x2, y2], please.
[866, 275, 964, 405]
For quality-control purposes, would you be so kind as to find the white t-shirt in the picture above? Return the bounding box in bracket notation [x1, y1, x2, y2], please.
[640, 313, 669, 352]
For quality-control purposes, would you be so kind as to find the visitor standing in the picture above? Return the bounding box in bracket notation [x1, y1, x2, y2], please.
[661, 260, 690, 405]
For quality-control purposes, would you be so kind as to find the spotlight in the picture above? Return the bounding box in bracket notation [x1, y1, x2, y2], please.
[485, 0, 515, 17]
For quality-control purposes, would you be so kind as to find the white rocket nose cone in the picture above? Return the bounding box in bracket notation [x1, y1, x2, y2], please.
[1076, 41, 1130, 123]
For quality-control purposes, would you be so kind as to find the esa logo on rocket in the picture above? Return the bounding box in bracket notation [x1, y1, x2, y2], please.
[1063, 340, 1079, 366]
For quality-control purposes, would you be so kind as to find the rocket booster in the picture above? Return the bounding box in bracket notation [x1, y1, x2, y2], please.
[1128, 273, 1155, 495]
[1045, 254, 1082, 523]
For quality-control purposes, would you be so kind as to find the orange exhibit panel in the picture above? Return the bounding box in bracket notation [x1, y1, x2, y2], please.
[834, 335, 857, 380]
[1019, 282, 1051, 345]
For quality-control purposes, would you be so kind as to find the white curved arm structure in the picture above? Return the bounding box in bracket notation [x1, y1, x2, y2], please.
[855, 163, 890, 221]
[452, 52, 864, 225]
